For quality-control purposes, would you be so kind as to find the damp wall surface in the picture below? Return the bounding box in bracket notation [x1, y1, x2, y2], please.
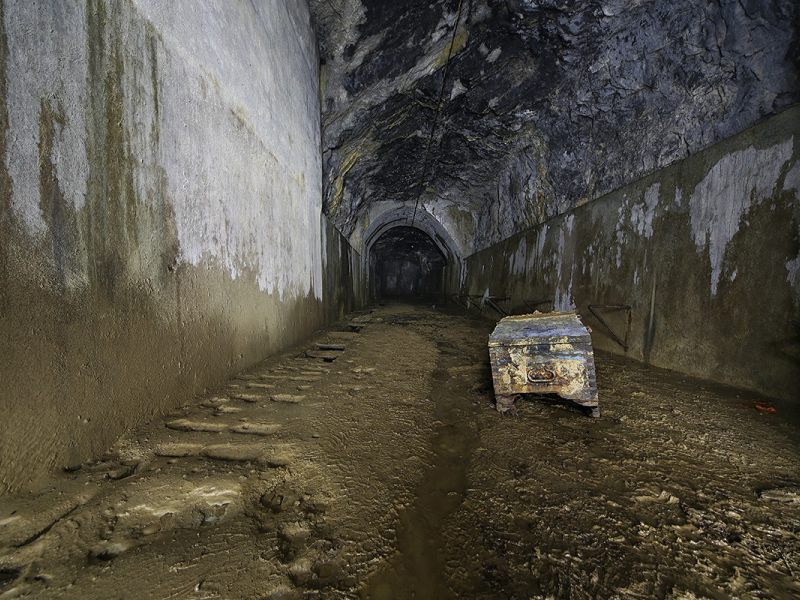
[460, 107, 800, 402]
[322, 214, 366, 321]
[0, 0, 364, 493]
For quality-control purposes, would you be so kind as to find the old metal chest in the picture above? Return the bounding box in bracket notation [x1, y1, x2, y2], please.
[488, 312, 599, 417]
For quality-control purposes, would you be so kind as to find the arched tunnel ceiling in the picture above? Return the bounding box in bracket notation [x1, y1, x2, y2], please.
[310, 0, 799, 251]
[370, 226, 447, 299]
[370, 226, 447, 264]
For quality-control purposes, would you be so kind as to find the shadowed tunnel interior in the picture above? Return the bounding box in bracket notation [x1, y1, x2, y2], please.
[0, 0, 799, 598]
[369, 226, 447, 301]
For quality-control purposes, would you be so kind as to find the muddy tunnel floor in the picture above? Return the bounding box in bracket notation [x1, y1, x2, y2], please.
[1, 305, 798, 599]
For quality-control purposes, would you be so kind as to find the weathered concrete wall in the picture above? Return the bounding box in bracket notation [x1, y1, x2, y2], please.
[0, 0, 364, 493]
[460, 107, 800, 401]
[322, 214, 366, 321]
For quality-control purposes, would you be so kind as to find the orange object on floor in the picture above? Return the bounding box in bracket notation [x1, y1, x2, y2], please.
[754, 401, 777, 414]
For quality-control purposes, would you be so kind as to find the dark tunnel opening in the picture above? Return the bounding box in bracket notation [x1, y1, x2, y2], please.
[369, 226, 447, 302]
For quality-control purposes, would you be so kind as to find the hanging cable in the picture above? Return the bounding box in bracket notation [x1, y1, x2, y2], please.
[410, 0, 466, 227]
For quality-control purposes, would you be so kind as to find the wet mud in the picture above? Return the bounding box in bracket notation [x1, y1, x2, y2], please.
[0, 305, 798, 598]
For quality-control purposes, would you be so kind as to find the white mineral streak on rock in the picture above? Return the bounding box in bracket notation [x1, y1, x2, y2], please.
[783, 160, 800, 194]
[787, 256, 800, 291]
[613, 183, 660, 270]
[554, 215, 575, 311]
[689, 139, 792, 296]
[535, 223, 548, 268]
[450, 79, 467, 99]
[614, 196, 627, 268]
[4, 2, 89, 235]
[140, 0, 323, 299]
[4, 0, 324, 300]
[630, 183, 660, 238]
[508, 237, 527, 276]
[783, 160, 800, 295]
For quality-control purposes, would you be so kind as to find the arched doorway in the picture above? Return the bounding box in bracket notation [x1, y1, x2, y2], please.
[369, 226, 447, 302]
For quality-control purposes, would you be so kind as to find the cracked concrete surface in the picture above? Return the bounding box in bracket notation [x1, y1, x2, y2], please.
[1, 305, 798, 598]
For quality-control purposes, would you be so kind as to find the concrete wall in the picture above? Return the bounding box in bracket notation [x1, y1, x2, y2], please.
[460, 107, 800, 402]
[322, 214, 366, 321]
[0, 0, 364, 493]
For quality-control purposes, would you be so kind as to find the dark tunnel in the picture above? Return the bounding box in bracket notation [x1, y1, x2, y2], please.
[369, 226, 447, 301]
[1, 2, 799, 597]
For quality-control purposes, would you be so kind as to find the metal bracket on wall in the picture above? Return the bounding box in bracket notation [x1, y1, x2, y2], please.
[466, 295, 484, 310]
[485, 296, 510, 316]
[451, 294, 470, 309]
[588, 304, 632, 351]
[524, 299, 554, 313]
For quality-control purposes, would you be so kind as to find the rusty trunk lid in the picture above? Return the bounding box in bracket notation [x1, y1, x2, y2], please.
[488, 311, 592, 348]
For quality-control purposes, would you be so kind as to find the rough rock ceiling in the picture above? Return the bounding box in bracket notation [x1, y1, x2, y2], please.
[370, 225, 446, 263]
[310, 0, 799, 251]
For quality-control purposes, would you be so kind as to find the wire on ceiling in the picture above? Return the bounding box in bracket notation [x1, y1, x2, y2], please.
[410, 0, 467, 227]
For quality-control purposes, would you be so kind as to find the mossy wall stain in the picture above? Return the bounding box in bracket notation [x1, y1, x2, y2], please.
[146, 23, 160, 144]
[0, 0, 363, 493]
[85, 0, 106, 296]
[0, 0, 11, 313]
[85, 0, 141, 300]
[38, 98, 78, 291]
[331, 146, 362, 213]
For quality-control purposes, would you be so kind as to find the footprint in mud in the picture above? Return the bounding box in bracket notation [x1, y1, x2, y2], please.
[0, 567, 21, 592]
[279, 523, 312, 560]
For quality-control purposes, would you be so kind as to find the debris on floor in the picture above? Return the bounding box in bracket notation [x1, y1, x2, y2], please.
[488, 311, 600, 416]
[0, 305, 797, 599]
[754, 400, 777, 414]
[305, 350, 340, 362]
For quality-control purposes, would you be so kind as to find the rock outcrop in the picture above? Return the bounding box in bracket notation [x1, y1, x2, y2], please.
[311, 0, 799, 250]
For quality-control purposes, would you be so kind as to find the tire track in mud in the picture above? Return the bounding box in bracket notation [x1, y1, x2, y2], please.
[362, 312, 489, 599]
